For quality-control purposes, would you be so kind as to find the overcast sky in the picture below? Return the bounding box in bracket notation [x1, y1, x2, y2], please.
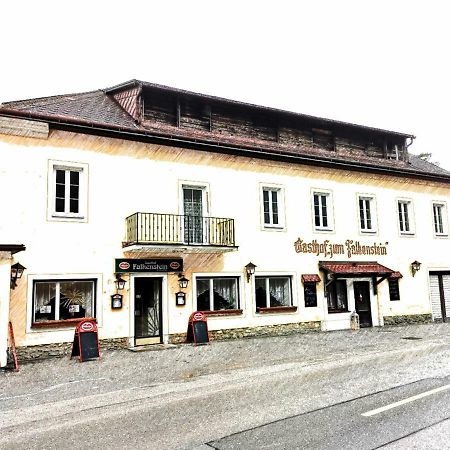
[2, 1, 449, 168]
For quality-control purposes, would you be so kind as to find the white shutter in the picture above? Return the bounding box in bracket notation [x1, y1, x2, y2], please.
[442, 275, 450, 318]
[430, 275, 442, 320]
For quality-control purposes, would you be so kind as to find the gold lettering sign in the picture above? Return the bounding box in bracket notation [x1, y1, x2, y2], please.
[294, 238, 388, 259]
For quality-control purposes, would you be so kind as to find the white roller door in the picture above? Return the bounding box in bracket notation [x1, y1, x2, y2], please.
[442, 275, 450, 319]
[430, 275, 442, 320]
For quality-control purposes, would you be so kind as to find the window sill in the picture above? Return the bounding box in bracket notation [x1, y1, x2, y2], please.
[201, 309, 243, 317]
[256, 306, 297, 314]
[32, 317, 96, 329]
[327, 310, 350, 314]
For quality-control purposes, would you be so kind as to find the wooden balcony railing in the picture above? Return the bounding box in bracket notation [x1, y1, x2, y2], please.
[124, 213, 236, 247]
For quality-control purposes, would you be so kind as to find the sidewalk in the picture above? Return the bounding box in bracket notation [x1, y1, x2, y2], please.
[1, 322, 450, 412]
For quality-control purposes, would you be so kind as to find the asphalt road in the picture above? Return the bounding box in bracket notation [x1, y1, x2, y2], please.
[1, 324, 450, 449]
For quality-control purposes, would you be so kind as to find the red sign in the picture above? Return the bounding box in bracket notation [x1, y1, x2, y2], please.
[169, 261, 181, 270]
[118, 261, 130, 270]
[80, 321, 95, 332]
[192, 312, 205, 321]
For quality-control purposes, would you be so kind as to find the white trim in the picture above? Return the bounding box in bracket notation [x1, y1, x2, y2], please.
[259, 183, 286, 231]
[26, 273, 103, 333]
[253, 271, 297, 310]
[47, 159, 88, 222]
[396, 197, 416, 236]
[432, 200, 448, 237]
[192, 272, 244, 314]
[129, 274, 168, 346]
[311, 188, 335, 232]
[178, 180, 210, 215]
[356, 193, 378, 234]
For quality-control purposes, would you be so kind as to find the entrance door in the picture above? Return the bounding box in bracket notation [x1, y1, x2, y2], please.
[430, 273, 450, 322]
[183, 187, 204, 244]
[134, 277, 162, 345]
[354, 281, 372, 327]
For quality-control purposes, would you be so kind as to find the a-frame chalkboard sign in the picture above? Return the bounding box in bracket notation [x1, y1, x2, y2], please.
[71, 319, 101, 362]
[186, 311, 209, 345]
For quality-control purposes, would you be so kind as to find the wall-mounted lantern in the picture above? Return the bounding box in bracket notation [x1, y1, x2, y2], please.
[10, 262, 26, 289]
[175, 291, 186, 306]
[111, 293, 123, 309]
[411, 260, 422, 277]
[115, 275, 127, 290]
[178, 274, 189, 289]
[245, 262, 257, 282]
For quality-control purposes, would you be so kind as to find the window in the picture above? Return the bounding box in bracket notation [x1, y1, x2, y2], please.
[196, 277, 239, 311]
[398, 200, 413, 234]
[33, 279, 96, 325]
[358, 195, 377, 233]
[388, 279, 400, 301]
[304, 282, 317, 307]
[327, 280, 348, 312]
[261, 185, 285, 229]
[48, 160, 88, 221]
[313, 191, 333, 231]
[255, 276, 292, 309]
[433, 202, 448, 236]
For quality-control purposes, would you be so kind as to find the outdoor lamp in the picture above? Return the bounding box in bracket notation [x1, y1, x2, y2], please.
[245, 262, 257, 282]
[178, 274, 189, 289]
[411, 260, 421, 277]
[10, 262, 26, 289]
[115, 275, 127, 290]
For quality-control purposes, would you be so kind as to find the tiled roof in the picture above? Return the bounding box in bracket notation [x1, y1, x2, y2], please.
[302, 274, 321, 283]
[0, 90, 138, 130]
[0, 80, 449, 180]
[319, 261, 394, 275]
[389, 271, 403, 279]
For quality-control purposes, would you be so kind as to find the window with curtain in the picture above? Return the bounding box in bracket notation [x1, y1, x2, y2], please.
[255, 276, 292, 309]
[33, 279, 96, 324]
[196, 277, 239, 311]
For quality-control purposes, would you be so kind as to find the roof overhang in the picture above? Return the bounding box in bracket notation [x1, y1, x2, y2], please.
[0, 244, 26, 255]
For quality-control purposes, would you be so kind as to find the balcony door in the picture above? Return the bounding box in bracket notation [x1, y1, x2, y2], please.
[183, 187, 205, 244]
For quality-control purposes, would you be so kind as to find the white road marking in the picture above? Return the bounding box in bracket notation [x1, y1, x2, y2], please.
[362, 383, 450, 417]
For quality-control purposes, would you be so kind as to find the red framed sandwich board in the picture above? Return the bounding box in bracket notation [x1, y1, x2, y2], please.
[186, 311, 209, 345]
[71, 319, 101, 362]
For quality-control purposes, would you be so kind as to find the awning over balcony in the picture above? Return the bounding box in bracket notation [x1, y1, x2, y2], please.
[123, 213, 238, 254]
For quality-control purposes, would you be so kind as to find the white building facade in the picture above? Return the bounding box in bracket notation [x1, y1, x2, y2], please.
[1, 80, 450, 364]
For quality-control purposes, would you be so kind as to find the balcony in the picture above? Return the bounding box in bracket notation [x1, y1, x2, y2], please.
[123, 213, 237, 253]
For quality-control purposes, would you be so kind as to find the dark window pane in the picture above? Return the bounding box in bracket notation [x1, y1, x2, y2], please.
[70, 171, 79, 185]
[255, 278, 267, 308]
[212, 278, 238, 310]
[389, 279, 400, 301]
[196, 279, 210, 311]
[70, 185, 79, 200]
[328, 280, 348, 312]
[56, 170, 65, 183]
[56, 183, 65, 198]
[55, 198, 65, 212]
[70, 199, 79, 213]
[34, 282, 56, 322]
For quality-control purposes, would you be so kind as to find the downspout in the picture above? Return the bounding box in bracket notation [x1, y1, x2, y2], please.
[405, 136, 415, 161]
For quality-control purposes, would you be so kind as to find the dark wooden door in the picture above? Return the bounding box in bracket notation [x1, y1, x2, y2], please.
[354, 281, 372, 327]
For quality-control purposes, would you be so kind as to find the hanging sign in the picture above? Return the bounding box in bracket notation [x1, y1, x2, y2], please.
[115, 258, 183, 273]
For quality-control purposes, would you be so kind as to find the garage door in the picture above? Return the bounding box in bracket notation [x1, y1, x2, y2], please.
[429, 273, 450, 322]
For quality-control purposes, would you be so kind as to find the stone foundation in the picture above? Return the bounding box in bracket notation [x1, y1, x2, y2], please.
[383, 314, 432, 326]
[168, 321, 321, 344]
[14, 337, 129, 362]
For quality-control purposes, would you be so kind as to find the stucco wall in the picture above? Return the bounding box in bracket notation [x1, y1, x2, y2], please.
[1, 128, 449, 347]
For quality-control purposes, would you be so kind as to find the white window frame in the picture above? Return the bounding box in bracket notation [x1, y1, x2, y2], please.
[26, 273, 102, 332]
[397, 198, 415, 236]
[432, 201, 448, 237]
[357, 194, 378, 234]
[260, 183, 286, 230]
[254, 274, 295, 309]
[311, 189, 334, 232]
[193, 273, 243, 312]
[178, 180, 210, 216]
[47, 160, 88, 222]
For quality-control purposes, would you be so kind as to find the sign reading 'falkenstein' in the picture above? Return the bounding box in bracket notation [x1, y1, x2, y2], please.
[294, 238, 388, 259]
[115, 258, 183, 273]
